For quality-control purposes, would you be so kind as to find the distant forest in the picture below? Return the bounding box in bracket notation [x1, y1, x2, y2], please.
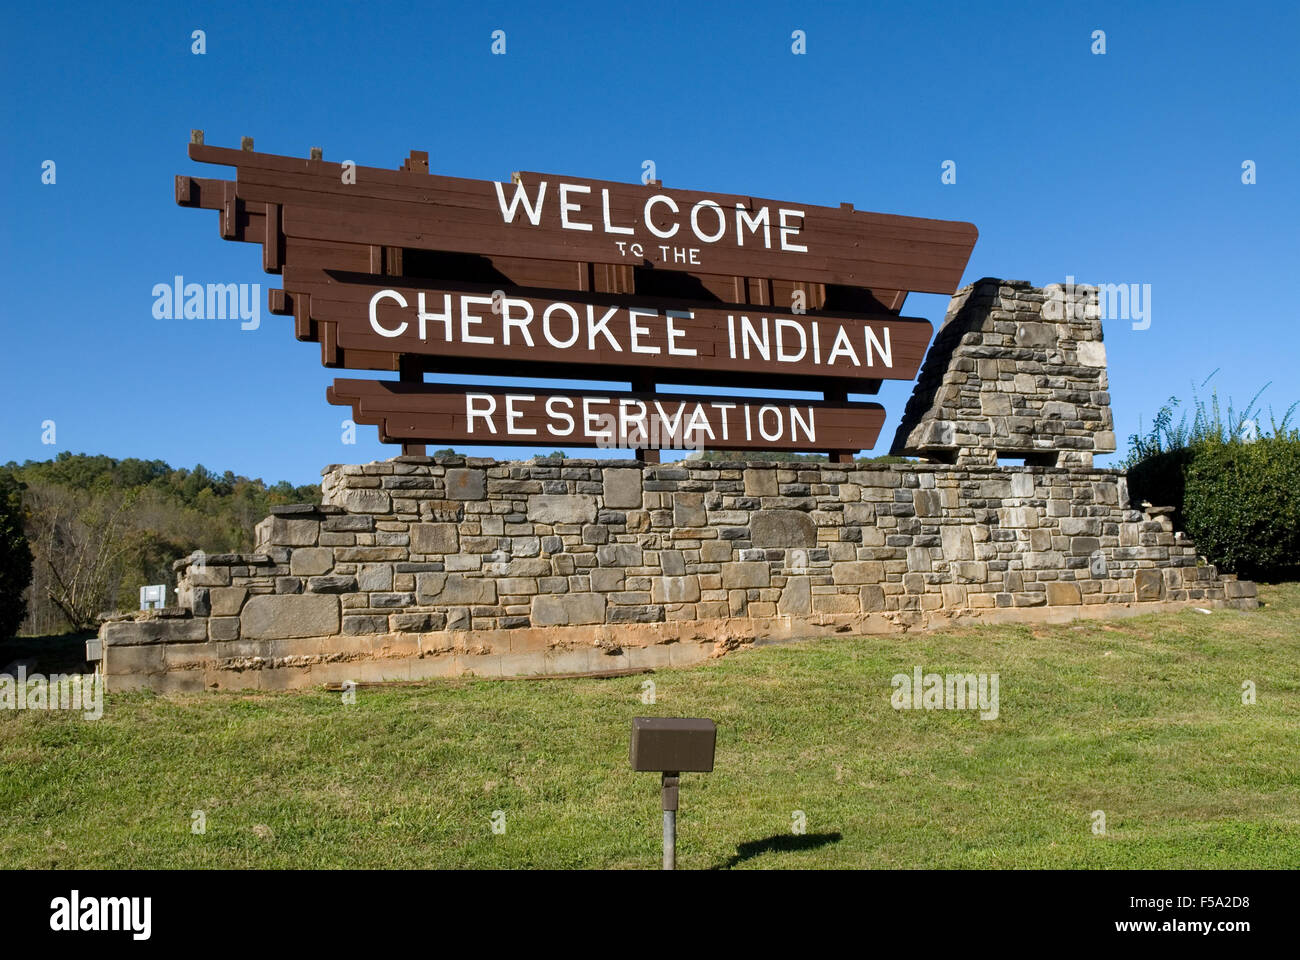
[2, 453, 320, 636]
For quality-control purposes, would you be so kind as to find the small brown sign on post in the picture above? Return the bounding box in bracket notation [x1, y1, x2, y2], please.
[177, 137, 978, 458]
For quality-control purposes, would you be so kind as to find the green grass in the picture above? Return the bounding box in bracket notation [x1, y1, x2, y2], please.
[3, 586, 1300, 869]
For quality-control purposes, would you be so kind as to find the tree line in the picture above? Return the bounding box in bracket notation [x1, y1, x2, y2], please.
[0, 453, 320, 638]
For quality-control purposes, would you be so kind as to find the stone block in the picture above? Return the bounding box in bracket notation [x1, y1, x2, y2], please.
[652, 576, 701, 604]
[607, 604, 664, 623]
[951, 561, 987, 583]
[412, 523, 459, 555]
[498, 577, 539, 596]
[531, 593, 606, 626]
[1076, 341, 1107, 367]
[743, 469, 778, 497]
[913, 489, 943, 517]
[777, 576, 811, 615]
[751, 510, 816, 548]
[603, 468, 643, 508]
[980, 392, 1012, 416]
[242, 594, 340, 640]
[189, 566, 230, 587]
[1015, 320, 1056, 348]
[265, 518, 320, 546]
[590, 568, 626, 592]
[338, 488, 391, 514]
[1046, 582, 1082, 605]
[527, 494, 597, 524]
[445, 468, 485, 500]
[343, 615, 388, 635]
[1071, 537, 1101, 557]
[389, 612, 447, 633]
[1135, 569, 1164, 601]
[813, 593, 859, 614]
[940, 526, 974, 561]
[700, 540, 732, 563]
[209, 587, 248, 617]
[416, 573, 498, 605]
[673, 492, 707, 527]
[1059, 517, 1101, 537]
[831, 561, 884, 585]
[307, 575, 357, 594]
[209, 617, 241, 642]
[357, 563, 394, 591]
[507, 558, 552, 577]
[369, 592, 414, 607]
[721, 561, 769, 589]
[290, 547, 334, 576]
[597, 543, 643, 566]
[860, 584, 886, 612]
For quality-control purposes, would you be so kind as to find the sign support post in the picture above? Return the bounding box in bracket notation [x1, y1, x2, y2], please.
[662, 772, 679, 870]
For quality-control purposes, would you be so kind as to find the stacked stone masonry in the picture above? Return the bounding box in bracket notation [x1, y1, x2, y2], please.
[97, 456, 1258, 691]
[892, 278, 1117, 467]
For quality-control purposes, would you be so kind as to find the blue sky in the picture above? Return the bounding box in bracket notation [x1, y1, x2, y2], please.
[2, 0, 1296, 486]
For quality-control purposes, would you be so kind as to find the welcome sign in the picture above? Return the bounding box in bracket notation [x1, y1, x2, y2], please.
[177, 135, 977, 458]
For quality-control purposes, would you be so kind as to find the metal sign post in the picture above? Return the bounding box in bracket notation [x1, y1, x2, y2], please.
[661, 772, 679, 870]
[630, 717, 716, 870]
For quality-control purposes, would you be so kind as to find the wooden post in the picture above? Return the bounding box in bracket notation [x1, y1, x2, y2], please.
[824, 386, 855, 464]
[398, 357, 426, 456]
[632, 373, 660, 464]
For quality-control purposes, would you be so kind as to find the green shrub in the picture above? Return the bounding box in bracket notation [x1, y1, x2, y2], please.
[1123, 383, 1300, 580]
[1181, 436, 1300, 580]
[0, 471, 34, 639]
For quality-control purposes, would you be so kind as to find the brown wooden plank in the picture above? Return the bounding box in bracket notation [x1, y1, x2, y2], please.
[262, 202, 281, 273]
[187, 142, 977, 293]
[327, 379, 884, 452]
[295, 275, 930, 383]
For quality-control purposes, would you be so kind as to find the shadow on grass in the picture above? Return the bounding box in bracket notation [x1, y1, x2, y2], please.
[711, 832, 842, 869]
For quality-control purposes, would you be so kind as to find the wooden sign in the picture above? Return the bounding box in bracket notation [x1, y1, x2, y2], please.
[177, 136, 979, 459]
[328, 379, 885, 452]
[306, 278, 932, 382]
[186, 142, 977, 293]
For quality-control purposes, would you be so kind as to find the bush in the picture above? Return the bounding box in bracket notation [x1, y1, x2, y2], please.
[1123, 384, 1300, 580]
[0, 471, 34, 639]
[1181, 436, 1300, 580]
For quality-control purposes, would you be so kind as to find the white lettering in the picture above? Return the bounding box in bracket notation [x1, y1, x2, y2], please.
[466, 394, 497, 434]
[559, 183, 593, 231]
[542, 303, 581, 348]
[645, 195, 680, 239]
[778, 207, 808, 252]
[505, 395, 536, 435]
[494, 180, 547, 225]
[369, 289, 408, 337]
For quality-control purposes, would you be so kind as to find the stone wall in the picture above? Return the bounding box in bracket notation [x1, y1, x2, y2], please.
[95, 457, 1257, 692]
[892, 278, 1116, 466]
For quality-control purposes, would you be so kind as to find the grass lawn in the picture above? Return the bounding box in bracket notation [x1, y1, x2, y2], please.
[2, 586, 1298, 869]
